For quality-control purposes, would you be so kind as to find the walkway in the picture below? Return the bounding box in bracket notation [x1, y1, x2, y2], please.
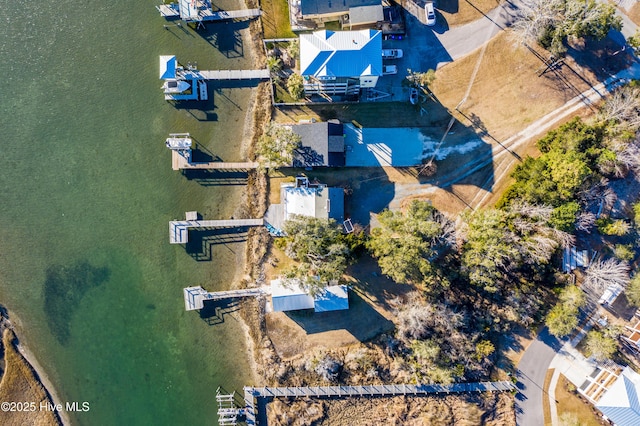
[183, 286, 268, 310]
[170, 217, 264, 244]
[242, 381, 514, 425]
[171, 150, 258, 171]
[199, 69, 270, 80]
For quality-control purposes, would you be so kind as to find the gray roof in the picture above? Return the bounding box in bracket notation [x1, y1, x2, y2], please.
[291, 121, 345, 167]
[349, 4, 384, 25]
[301, 0, 380, 17]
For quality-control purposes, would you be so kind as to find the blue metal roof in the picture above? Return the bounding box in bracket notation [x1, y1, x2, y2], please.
[159, 55, 177, 79]
[597, 369, 640, 426]
[300, 30, 382, 78]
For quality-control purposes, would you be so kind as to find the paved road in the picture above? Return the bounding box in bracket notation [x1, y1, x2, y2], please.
[515, 328, 562, 426]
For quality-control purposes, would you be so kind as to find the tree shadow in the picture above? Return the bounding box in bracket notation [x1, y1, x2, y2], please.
[195, 20, 250, 58]
[284, 291, 395, 342]
[185, 228, 250, 261]
[199, 298, 242, 325]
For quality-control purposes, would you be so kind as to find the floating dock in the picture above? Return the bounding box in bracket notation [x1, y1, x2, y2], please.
[170, 211, 263, 244]
[156, 0, 261, 23]
[184, 286, 268, 310]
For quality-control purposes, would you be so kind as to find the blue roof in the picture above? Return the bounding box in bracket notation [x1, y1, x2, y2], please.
[314, 285, 349, 312]
[596, 368, 640, 426]
[159, 55, 177, 79]
[300, 30, 382, 78]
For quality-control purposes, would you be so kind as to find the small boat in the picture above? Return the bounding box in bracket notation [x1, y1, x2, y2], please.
[409, 88, 419, 105]
[162, 79, 191, 94]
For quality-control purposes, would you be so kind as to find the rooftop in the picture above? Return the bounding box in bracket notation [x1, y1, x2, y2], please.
[270, 278, 349, 312]
[290, 120, 345, 167]
[300, 0, 380, 17]
[300, 30, 382, 79]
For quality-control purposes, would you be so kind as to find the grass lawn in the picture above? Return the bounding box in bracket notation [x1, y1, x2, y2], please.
[430, 30, 609, 140]
[261, 0, 296, 39]
[438, 0, 503, 27]
[556, 374, 605, 426]
[543, 369, 554, 425]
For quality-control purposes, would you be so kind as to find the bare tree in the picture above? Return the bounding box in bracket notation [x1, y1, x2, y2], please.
[576, 212, 596, 233]
[511, 0, 561, 46]
[583, 258, 630, 293]
[599, 86, 640, 129]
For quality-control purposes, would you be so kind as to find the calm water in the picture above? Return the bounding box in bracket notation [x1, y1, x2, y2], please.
[0, 0, 257, 424]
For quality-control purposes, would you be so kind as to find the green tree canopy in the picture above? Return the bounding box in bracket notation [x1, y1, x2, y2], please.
[286, 73, 304, 100]
[281, 215, 349, 295]
[584, 330, 617, 362]
[257, 123, 302, 168]
[367, 201, 455, 287]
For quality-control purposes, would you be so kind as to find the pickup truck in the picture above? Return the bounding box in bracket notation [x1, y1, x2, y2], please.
[382, 49, 403, 60]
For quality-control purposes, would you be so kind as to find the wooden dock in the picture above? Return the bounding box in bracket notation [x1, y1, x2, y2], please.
[184, 286, 268, 310]
[170, 217, 264, 244]
[172, 150, 258, 171]
[199, 69, 270, 80]
[242, 381, 515, 425]
[199, 8, 261, 21]
[157, 1, 261, 23]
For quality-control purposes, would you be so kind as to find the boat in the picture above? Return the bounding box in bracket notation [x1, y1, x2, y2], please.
[162, 79, 191, 94]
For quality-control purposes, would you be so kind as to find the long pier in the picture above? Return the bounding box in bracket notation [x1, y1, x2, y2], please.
[199, 69, 270, 80]
[241, 381, 515, 425]
[172, 150, 259, 171]
[184, 286, 268, 310]
[170, 212, 263, 244]
[157, 0, 261, 23]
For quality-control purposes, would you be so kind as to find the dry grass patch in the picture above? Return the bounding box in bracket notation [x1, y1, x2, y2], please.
[431, 31, 603, 140]
[260, 0, 296, 39]
[0, 329, 61, 426]
[628, 2, 640, 25]
[438, 0, 503, 27]
[555, 374, 605, 426]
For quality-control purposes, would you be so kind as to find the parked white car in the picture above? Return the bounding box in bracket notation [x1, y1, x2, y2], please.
[382, 49, 404, 60]
[383, 65, 398, 75]
[425, 2, 436, 26]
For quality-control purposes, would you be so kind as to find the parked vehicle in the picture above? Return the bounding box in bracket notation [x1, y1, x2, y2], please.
[425, 2, 436, 26]
[383, 65, 398, 75]
[382, 49, 404, 60]
[409, 88, 419, 105]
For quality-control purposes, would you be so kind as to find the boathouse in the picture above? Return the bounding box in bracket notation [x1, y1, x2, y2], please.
[270, 278, 349, 312]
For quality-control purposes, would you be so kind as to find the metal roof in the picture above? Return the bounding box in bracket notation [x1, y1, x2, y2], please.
[300, 30, 382, 78]
[300, 0, 380, 17]
[596, 367, 640, 426]
[349, 4, 384, 25]
[159, 55, 177, 79]
[270, 279, 349, 312]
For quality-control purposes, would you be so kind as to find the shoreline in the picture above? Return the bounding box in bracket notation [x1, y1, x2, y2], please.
[0, 314, 71, 426]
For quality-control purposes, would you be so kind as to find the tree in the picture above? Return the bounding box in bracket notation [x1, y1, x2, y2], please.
[549, 202, 580, 231]
[286, 73, 304, 100]
[599, 86, 640, 130]
[512, 0, 621, 55]
[583, 258, 630, 293]
[368, 201, 455, 287]
[281, 215, 349, 295]
[626, 274, 640, 307]
[546, 285, 585, 337]
[461, 209, 522, 292]
[546, 304, 577, 337]
[266, 56, 283, 74]
[406, 69, 436, 87]
[257, 123, 301, 168]
[584, 330, 617, 361]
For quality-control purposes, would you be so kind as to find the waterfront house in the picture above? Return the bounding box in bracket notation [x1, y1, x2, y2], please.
[289, 120, 345, 167]
[264, 176, 345, 234]
[290, 0, 382, 30]
[300, 29, 382, 96]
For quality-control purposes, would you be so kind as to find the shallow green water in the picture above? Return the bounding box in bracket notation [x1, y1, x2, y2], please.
[0, 1, 257, 424]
